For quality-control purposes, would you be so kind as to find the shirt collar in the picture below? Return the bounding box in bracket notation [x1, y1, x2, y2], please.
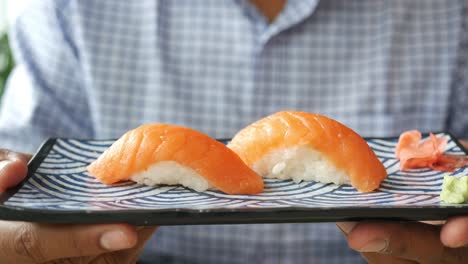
[236, 0, 320, 45]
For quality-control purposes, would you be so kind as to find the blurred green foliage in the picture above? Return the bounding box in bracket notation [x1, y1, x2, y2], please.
[0, 33, 13, 98]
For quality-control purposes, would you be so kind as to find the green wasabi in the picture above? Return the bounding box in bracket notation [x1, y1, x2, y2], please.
[440, 175, 468, 204]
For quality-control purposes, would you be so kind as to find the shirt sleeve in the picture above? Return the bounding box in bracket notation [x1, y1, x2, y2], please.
[0, 1, 93, 153]
[446, 1, 468, 140]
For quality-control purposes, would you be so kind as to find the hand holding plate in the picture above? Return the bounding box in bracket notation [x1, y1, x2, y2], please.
[0, 148, 156, 264]
[337, 221, 468, 263]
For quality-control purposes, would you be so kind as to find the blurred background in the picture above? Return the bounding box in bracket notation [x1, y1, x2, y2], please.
[0, 0, 15, 98]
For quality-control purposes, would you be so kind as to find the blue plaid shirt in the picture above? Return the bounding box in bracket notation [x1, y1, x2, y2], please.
[1, 0, 468, 263]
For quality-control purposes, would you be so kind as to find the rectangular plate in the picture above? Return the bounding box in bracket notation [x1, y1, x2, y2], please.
[1, 132, 467, 225]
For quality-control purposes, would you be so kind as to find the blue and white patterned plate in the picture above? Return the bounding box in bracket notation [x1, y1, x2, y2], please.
[1, 132, 467, 225]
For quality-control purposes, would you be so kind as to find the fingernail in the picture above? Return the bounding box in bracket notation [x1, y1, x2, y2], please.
[451, 239, 468, 248]
[100, 230, 133, 250]
[336, 222, 357, 235]
[0, 160, 10, 170]
[359, 239, 388, 252]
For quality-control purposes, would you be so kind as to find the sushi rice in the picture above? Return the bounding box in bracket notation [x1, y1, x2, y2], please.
[131, 161, 214, 192]
[252, 146, 350, 185]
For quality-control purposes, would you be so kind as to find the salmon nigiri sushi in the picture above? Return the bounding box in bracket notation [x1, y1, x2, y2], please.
[227, 111, 387, 192]
[87, 124, 264, 194]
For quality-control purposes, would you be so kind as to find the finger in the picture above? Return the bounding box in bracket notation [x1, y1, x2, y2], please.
[135, 226, 158, 246]
[0, 149, 31, 163]
[109, 226, 158, 263]
[337, 223, 418, 264]
[345, 221, 467, 263]
[441, 217, 468, 248]
[336, 222, 357, 235]
[420, 220, 445, 225]
[0, 221, 138, 264]
[0, 151, 30, 192]
[459, 140, 468, 150]
[118, 226, 157, 262]
[134, 227, 158, 251]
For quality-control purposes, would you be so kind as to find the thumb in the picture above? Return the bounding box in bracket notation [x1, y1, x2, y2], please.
[0, 150, 30, 192]
[441, 216, 468, 248]
[105, 226, 158, 263]
[0, 221, 138, 264]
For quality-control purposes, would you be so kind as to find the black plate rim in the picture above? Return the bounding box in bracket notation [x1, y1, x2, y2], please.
[0, 131, 467, 225]
[1, 203, 468, 225]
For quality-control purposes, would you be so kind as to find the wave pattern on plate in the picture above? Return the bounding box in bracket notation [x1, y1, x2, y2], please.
[5, 134, 468, 211]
